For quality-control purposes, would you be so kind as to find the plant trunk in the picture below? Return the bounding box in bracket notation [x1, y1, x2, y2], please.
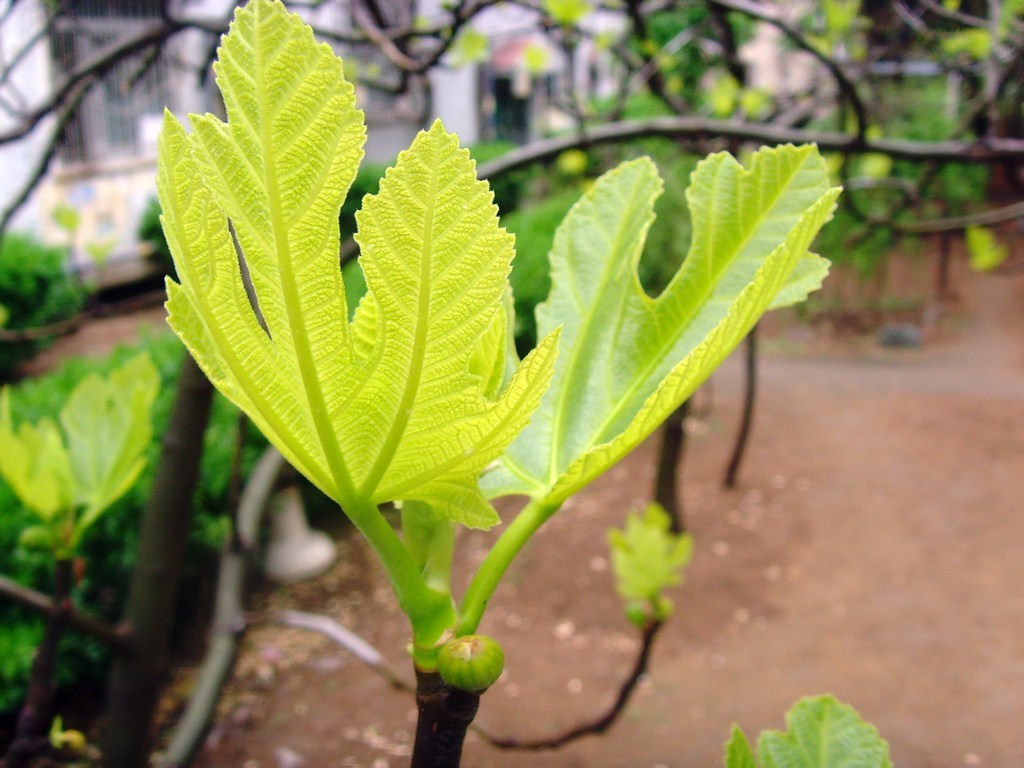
[411, 669, 481, 768]
[4, 559, 73, 768]
[724, 324, 758, 489]
[157, 448, 285, 768]
[936, 229, 953, 300]
[654, 399, 689, 534]
[101, 355, 214, 768]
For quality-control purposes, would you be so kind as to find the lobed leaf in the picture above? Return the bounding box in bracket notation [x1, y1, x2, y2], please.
[485, 146, 840, 505]
[61, 354, 159, 545]
[162, 1, 558, 529]
[0, 389, 74, 521]
[724, 725, 758, 768]
[757, 695, 892, 768]
[965, 225, 1008, 272]
[0, 355, 157, 551]
[608, 503, 692, 609]
[346, 122, 559, 527]
[608, 502, 692, 626]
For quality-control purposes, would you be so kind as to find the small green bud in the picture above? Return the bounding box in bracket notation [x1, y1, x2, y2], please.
[624, 600, 649, 629]
[19, 525, 55, 552]
[436, 634, 504, 692]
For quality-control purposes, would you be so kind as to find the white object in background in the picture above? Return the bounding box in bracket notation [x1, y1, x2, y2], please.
[264, 485, 337, 583]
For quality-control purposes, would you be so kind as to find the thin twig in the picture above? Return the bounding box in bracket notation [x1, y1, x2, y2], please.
[157, 448, 286, 768]
[0, 573, 130, 654]
[0, 286, 165, 344]
[265, 607, 668, 753]
[476, 620, 665, 750]
[474, 116, 1024, 185]
[268, 609, 415, 693]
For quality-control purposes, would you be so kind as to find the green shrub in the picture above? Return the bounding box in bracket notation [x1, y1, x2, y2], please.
[639, 154, 697, 294]
[0, 233, 87, 380]
[0, 330, 268, 714]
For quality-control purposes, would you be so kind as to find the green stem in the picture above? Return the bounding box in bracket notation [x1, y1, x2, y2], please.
[457, 498, 559, 636]
[347, 500, 455, 663]
[423, 523, 455, 595]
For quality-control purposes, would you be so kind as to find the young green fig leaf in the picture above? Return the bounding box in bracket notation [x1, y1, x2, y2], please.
[18, 524, 56, 553]
[161, 0, 559, 531]
[484, 146, 839, 507]
[544, 0, 591, 25]
[966, 225, 1008, 272]
[608, 503, 692, 627]
[0, 389, 75, 521]
[436, 634, 505, 692]
[51, 204, 80, 235]
[61, 354, 159, 547]
[0, 355, 157, 555]
[724, 724, 757, 768]
[756, 695, 892, 768]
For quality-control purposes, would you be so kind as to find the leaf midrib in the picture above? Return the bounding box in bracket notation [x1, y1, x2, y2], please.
[358, 153, 439, 498]
[166, 148, 334, 497]
[253, 5, 356, 503]
[544, 172, 643, 486]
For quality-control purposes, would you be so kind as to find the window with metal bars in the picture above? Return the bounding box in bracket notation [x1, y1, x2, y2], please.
[51, 0, 171, 164]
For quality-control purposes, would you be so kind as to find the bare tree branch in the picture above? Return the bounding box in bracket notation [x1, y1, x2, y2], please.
[0, 573, 130, 654]
[0, 76, 90, 237]
[474, 115, 1024, 182]
[708, 0, 870, 140]
[478, 620, 665, 750]
[0, 19, 182, 146]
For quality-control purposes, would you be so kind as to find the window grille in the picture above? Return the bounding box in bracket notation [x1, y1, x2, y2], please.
[52, 0, 171, 163]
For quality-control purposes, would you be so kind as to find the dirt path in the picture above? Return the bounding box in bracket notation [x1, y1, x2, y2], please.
[180, 259, 1024, 768]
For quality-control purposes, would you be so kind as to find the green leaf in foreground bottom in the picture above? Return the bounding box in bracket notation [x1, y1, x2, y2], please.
[757, 695, 892, 768]
[485, 145, 840, 505]
[724, 725, 757, 768]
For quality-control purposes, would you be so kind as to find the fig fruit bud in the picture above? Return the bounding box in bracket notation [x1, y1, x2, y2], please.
[436, 634, 504, 692]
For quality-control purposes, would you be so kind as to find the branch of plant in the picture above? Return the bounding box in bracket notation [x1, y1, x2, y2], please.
[266, 608, 668, 754]
[706, 0, 747, 85]
[625, 0, 687, 114]
[0, 78, 92, 241]
[477, 619, 665, 750]
[0, 19, 181, 147]
[4, 559, 74, 767]
[0, 285, 166, 343]
[473, 116, 1024, 186]
[916, 0, 990, 28]
[708, 0, 870, 140]
[0, 572, 130, 654]
[269, 609, 414, 692]
[0, 9, 57, 111]
[351, 1, 418, 72]
[157, 447, 286, 768]
[893, 199, 1024, 234]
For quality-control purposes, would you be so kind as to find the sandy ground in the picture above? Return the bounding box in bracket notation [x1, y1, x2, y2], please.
[154, 255, 1024, 768]
[23, 256, 1024, 767]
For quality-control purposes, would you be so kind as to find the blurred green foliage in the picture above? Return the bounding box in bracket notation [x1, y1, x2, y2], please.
[0, 234, 87, 381]
[0, 331, 267, 713]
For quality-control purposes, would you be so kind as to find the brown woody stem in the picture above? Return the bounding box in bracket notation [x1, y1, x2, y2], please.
[4, 558, 74, 768]
[411, 668, 481, 768]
